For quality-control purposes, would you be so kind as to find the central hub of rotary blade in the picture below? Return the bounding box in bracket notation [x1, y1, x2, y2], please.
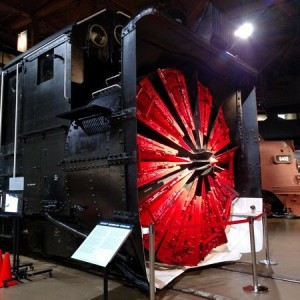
[189, 150, 217, 176]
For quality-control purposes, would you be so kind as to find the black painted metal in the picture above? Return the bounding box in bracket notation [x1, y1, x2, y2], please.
[235, 89, 262, 197]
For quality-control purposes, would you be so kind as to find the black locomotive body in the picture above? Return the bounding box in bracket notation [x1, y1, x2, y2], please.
[0, 7, 261, 286]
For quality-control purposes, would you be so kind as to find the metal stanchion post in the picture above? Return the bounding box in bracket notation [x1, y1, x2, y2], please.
[243, 216, 269, 294]
[259, 212, 278, 265]
[103, 267, 108, 300]
[149, 224, 155, 300]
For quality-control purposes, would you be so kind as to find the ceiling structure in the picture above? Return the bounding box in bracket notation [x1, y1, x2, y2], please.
[0, 0, 300, 141]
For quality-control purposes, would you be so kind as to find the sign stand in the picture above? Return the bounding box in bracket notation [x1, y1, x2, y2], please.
[149, 224, 155, 300]
[0, 190, 52, 284]
[103, 266, 108, 300]
[72, 221, 133, 299]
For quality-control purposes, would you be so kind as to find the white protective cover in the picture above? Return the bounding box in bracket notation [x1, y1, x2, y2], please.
[146, 197, 263, 289]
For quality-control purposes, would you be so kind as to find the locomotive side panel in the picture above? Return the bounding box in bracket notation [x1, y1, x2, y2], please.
[0, 66, 25, 192]
[19, 39, 72, 216]
[22, 40, 71, 132]
[63, 88, 128, 229]
[22, 129, 68, 216]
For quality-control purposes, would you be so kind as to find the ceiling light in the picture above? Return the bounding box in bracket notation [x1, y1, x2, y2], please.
[234, 23, 254, 39]
[17, 30, 28, 52]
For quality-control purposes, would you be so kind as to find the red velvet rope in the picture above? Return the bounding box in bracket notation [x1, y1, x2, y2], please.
[213, 212, 264, 228]
[143, 212, 264, 231]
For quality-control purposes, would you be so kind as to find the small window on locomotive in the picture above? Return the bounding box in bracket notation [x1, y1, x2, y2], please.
[37, 49, 54, 84]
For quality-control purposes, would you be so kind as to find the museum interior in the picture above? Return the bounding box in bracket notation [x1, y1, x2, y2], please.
[0, 1, 300, 299]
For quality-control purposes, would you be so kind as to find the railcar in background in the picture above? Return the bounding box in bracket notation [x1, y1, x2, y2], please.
[260, 140, 300, 216]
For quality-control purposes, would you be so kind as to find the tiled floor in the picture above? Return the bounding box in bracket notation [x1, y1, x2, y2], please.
[1, 217, 300, 300]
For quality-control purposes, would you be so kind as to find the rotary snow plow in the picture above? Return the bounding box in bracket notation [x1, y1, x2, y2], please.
[0, 6, 261, 289]
[108, 6, 261, 285]
[137, 68, 239, 266]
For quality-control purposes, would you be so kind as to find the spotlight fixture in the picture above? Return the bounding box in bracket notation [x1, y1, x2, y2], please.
[17, 30, 28, 52]
[234, 22, 254, 39]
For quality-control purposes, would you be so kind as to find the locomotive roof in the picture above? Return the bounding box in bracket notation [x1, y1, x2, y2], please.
[130, 8, 258, 83]
[2, 6, 258, 84]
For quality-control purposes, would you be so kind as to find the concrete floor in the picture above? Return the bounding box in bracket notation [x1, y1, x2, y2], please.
[1, 217, 300, 300]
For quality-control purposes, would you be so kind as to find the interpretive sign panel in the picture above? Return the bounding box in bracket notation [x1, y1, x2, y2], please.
[0, 191, 24, 216]
[71, 221, 133, 267]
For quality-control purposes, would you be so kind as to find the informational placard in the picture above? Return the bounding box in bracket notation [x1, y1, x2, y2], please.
[9, 177, 24, 191]
[71, 221, 133, 267]
[4, 193, 19, 213]
[0, 191, 24, 216]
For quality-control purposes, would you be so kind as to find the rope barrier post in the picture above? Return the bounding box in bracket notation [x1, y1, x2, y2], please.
[259, 211, 278, 265]
[243, 215, 269, 294]
[103, 267, 108, 300]
[149, 224, 156, 300]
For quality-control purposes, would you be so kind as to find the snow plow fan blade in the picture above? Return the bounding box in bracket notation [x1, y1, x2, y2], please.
[137, 68, 239, 266]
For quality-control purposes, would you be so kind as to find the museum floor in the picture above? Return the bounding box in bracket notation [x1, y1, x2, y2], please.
[0, 217, 299, 300]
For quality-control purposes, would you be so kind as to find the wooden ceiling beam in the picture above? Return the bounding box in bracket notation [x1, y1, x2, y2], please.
[0, 0, 30, 17]
[182, 0, 208, 27]
[8, 0, 80, 30]
[35, 0, 80, 18]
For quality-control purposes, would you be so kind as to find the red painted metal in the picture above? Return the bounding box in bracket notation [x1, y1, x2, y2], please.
[140, 169, 194, 248]
[137, 77, 192, 152]
[137, 68, 239, 266]
[158, 68, 197, 149]
[214, 146, 239, 188]
[138, 162, 181, 188]
[137, 134, 191, 187]
[137, 134, 191, 162]
[189, 183, 227, 264]
[198, 81, 213, 147]
[207, 107, 230, 153]
[208, 175, 239, 220]
[156, 178, 198, 265]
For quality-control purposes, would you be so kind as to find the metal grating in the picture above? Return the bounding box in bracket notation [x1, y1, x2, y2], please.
[80, 115, 111, 135]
